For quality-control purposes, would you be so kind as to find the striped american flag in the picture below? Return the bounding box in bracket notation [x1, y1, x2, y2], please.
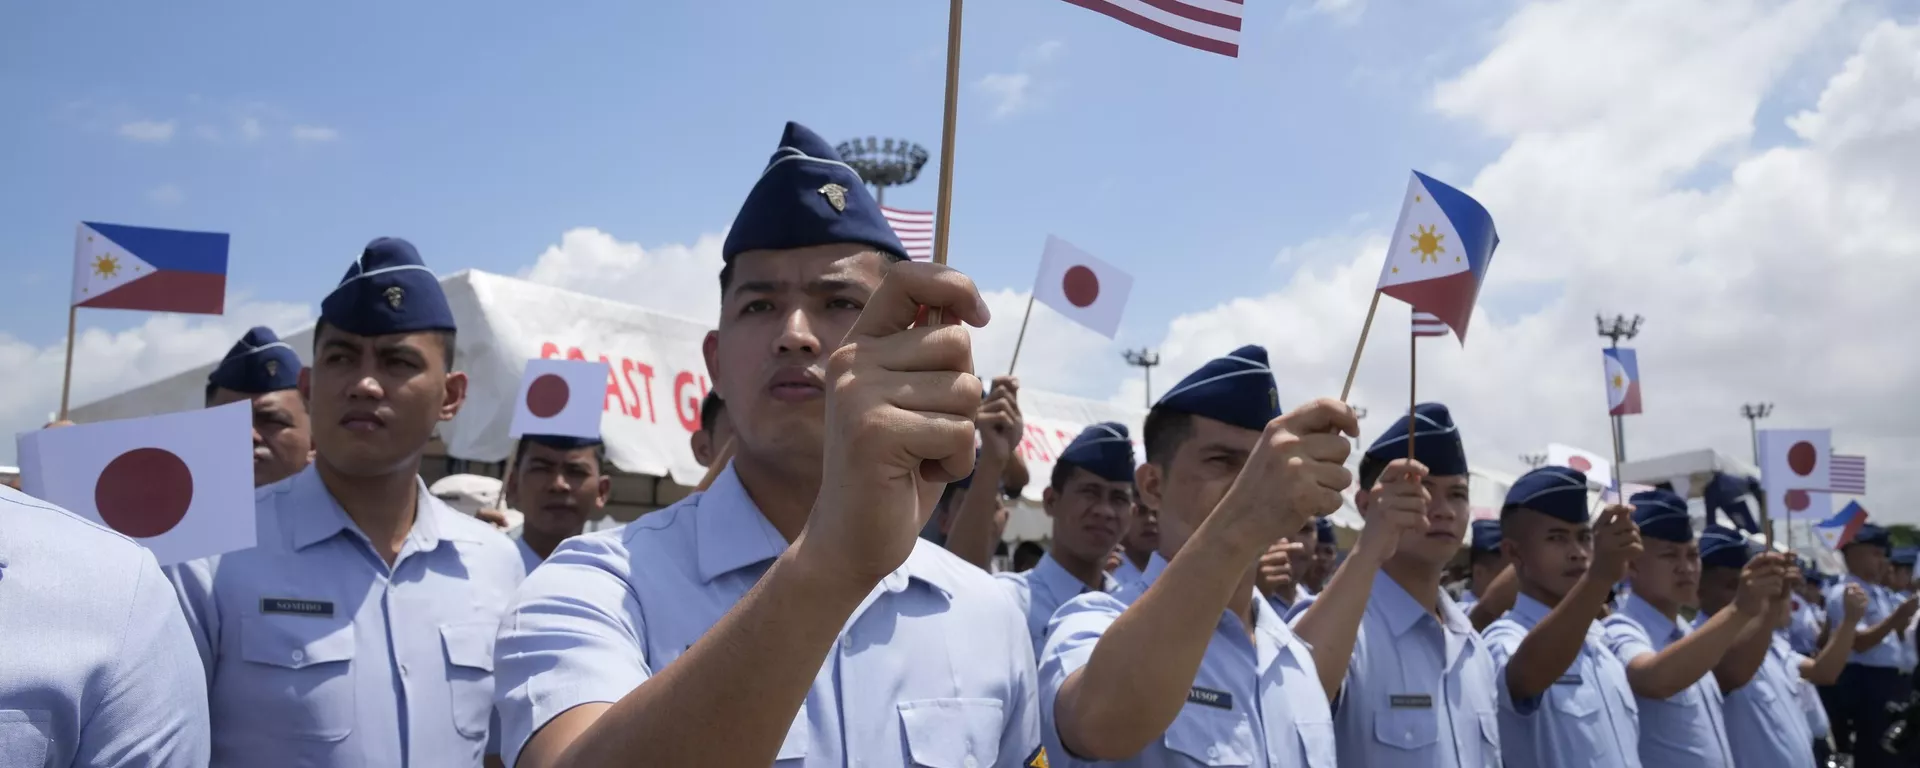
[1830, 454, 1866, 494]
[1412, 311, 1450, 338]
[881, 206, 933, 261]
[1059, 0, 1244, 58]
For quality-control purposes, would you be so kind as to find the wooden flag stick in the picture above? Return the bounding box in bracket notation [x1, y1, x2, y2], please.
[695, 436, 737, 492]
[57, 306, 78, 421]
[1006, 294, 1036, 375]
[931, 0, 965, 268]
[1339, 291, 1383, 403]
[1406, 334, 1417, 462]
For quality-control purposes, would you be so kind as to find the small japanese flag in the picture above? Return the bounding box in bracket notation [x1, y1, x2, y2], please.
[15, 401, 256, 565]
[1032, 235, 1133, 338]
[509, 359, 611, 440]
[1758, 428, 1833, 521]
[1547, 443, 1614, 490]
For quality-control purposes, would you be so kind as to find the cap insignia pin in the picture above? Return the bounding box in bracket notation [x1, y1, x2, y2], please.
[818, 183, 847, 213]
[264, 360, 279, 377]
[384, 286, 405, 309]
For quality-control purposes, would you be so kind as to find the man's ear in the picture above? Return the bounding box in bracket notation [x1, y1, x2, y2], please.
[1135, 463, 1164, 515]
[440, 371, 468, 421]
[1041, 486, 1058, 518]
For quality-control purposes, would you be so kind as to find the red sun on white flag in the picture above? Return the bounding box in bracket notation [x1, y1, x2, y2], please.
[1032, 236, 1133, 338]
[509, 358, 611, 440]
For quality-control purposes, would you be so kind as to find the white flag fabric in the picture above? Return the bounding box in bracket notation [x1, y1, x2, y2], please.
[1547, 443, 1614, 490]
[1032, 235, 1133, 338]
[71, 222, 159, 305]
[16, 401, 255, 565]
[508, 358, 612, 440]
[1759, 429, 1833, 521]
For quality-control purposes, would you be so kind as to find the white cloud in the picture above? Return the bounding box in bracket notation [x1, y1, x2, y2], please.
[1291, 0, 1367, 24]
[977, 40, 1066, 120]
[518, 228, 728, 324]
[1130, 0, 1920, 525]
[239, 117, 263, 141]
[148, 184, 184, 206]
[0, 302, 314, 466]
[291, 125, 340, 143]
[117, 120, 176, 143]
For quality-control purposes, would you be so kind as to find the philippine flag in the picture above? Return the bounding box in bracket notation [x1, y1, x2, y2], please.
[72, 222, 229, 315]
[1603, 348, 1642, 416]
[1813, 501, 1868, 550]
[1374, 172, 1498, 341]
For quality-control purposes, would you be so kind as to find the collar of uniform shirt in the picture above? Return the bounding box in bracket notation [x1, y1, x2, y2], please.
[692, 463, 962, 597]
[289, 466, 483, 552]
[1620, 594, 1685, 642]
[1033, 552, 1116, 597]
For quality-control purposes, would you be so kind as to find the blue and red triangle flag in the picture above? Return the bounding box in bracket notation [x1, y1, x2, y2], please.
[1374, 172, 1498, 342]
[72, 222, 229, 315]
[1813, 501, 1868, 550]
[1603, 348, 1642, 416]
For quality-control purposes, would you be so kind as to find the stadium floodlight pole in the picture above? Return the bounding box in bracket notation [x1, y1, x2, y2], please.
[1740, 403, 1774, 467]
[1520, 453, 1546, 469]
[1122, 349, 1161, 409]
[837, 137, 930, 208]
[1595, 313, 1644, 464]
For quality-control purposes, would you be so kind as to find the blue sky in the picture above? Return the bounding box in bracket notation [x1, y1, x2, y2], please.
[1, 0, 1507, 349]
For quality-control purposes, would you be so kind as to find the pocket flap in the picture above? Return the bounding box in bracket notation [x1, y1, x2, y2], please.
[897, 698, 1005, 768]
[440, 622, 496, 672]
[0, 710, 50, 768]
[1163, 706, 1256, 767]
[242, 615, 355, 669]
[1371, 706, 1439, 750]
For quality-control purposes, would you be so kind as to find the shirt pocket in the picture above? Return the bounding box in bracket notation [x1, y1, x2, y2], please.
[1548, 679, 1601, 720]
[239, 615, 357, 741]
[1296, 718, 1336, 768]
[0, 710, 50, 768]
[440, 622, 496, 740]
[1163, 706, 1256, 766]
[774, 707, 809, 764]
[897, 697, 1005, 768]
[1371, 704, 1439, 751]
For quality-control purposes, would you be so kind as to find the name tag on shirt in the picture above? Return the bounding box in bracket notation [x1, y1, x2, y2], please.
[1390, 694, 1434, 709]
[261, 598, 335, 618]
[1187, 687, 1234, 710]
[1553, 674, 1583, 686]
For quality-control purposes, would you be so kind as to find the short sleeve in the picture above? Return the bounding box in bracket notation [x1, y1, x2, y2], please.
[996, 596, 1043, 768]
[492, 534, 652, 767]
[1482, 621, 1542, 716]
[162, 558, 220, 684]
[1601, 616, 1654, 665]
[78, 548, 212, 767]
[994, 572, 1033, 617]
[1036, 592, 1125, 758]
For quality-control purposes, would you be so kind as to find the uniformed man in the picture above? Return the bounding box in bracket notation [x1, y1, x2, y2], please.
[505, 435, 611, 572]
[1601, 489, 1782, 768]
[1300, 402, 1498, 767]
[1785, 556, 1826, 657]
[1260, 516, 1321, 617]
[0, 485, 211, 767]
[1113, 498, 1157, 591]
[996, 422, 1136, 656]
[1039, 345, 1357, 767]
[1891, 547, 1917, 679]
[689, 391, 731, 468]
[1461, 520, 1504, 607]
[206, 325, 311, 487]
[1695, 526, 1860, 768]
[1826, 524, 1920, 767]
[940, 376, 1025, 569]
[1480, 466, 1644, 767]
[1308, 518, 1337, 591]
[491, 121, 1038, 768]
[168, 237, 527, 767]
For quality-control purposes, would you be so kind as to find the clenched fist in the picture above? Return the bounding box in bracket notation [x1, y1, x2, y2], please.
[976, 377, 1023, 466]
[1211, 398, 1359, 543]
[1733, 553, 1787, 618]
[1355, 459, 1432, 563]
[1587, 505, 1642, 585]
[1257, 538, 1304, 597]
[804, 262, 991, 586]
[1842, 583, 1870, 622]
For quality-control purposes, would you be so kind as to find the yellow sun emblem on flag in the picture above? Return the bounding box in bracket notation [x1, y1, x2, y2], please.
[92, 253, 122, 278]
[1612, 373, 1626, 390]
[1410, 224, 1446, 264]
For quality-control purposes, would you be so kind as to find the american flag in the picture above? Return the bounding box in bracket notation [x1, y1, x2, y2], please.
[881, 206, 934, 261]
[1412, 311, 1450, 338]
[1830, 454, 1866, 494]
[1059, 0, 1244, 58]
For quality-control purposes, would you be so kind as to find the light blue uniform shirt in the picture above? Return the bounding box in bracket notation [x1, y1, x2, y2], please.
[1721, 627, 1815, 768]
[1329, 571, 1500, 768]
[1114, 557, 1148, 592]
[996, 553, 1117, 658]
[513, 536, 542, 574]
[1828, 576, 1903, 667]
[0, 486, 209, 768]
[492, 464, 1041, 768]
[1601, 594, 1734, 768]
[1458, 588, 1479, 608]
[1897, 589, 1918, 672]
[1038, 553, 1336, 768]
[167, 465, 527, 768]
[1785, 595, 1823, 656]
[1267, 584, 1314, 618]
[1483, 593, 1643, 768]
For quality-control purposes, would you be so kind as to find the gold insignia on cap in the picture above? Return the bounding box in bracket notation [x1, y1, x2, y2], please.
[1270, 388, 1279, 411]
[818, 183, 848, 213]
[384, 286, 405, 309]
[265, 360, 279, 377]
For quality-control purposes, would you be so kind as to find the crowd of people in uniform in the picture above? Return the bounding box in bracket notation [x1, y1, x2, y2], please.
[3, 120, 1917, 768]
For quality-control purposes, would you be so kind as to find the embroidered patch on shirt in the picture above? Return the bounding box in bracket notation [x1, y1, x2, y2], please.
[1187, 687, 1234, 710]
[260, 598, 335, 618]
[1553, 674, 1583, 686]
[1390, 694, 1434, 709]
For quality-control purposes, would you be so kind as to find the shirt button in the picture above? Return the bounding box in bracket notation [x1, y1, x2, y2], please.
[291, 649, 304, 663]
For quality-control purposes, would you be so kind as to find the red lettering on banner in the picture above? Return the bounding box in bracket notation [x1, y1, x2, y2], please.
[598, 355, 631, 417]
[538, 342, 560, 360]
[565, 347, 587, 361]
[673, 371, 710, 432]
[1019, 424, 1055, 463]
[628, 360, 658, 423]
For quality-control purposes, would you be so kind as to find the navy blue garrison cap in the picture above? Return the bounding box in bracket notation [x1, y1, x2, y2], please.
[522, 434, 603, 451]
[1367, 402, 1467, 477]
[208, 326, 301, 395]
[1470, 519, 1502, 553]
[321, 237, 456, 337]
[1849, 523, 1892, 552]
[722, 122, 908, 263]
[1316, 517, 1335, 544]
[1630, 489, 1693, 543]
[1058, 422, 1137, 483]
[1153, 345, 1280, 431]
[1893, 547, 1918, 567]
[1699, 525, 1752, 570]
[1505, 466, 1590, 523]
